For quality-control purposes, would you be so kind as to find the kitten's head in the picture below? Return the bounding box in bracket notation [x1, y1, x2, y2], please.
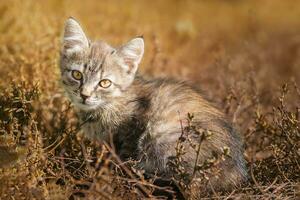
[60, 18, 144, 111]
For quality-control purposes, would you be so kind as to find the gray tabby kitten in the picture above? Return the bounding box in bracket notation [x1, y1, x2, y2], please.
[60, 18, 247, 192]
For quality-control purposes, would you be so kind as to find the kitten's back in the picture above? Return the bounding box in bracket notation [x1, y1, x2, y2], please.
[125, 77, 248, 191]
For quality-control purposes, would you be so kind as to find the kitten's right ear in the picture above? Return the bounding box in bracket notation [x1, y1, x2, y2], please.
[61, 17, 89, 56]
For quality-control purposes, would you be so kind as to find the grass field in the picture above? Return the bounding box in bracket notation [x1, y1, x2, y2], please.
[0, 0, 299, 199]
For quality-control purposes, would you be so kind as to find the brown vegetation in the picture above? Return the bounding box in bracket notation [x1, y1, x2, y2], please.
[0, 0, 299, 199]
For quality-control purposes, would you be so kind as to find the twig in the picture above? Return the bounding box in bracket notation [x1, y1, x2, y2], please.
[102, 142, 154, 198]
[250, 162, 265, 194]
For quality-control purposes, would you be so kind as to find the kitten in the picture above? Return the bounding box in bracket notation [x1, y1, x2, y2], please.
[60, 17, 247, 193]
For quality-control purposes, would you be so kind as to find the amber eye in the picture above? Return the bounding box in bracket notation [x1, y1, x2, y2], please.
[99, 79, 112, 88]
[71, 70, 82, 80]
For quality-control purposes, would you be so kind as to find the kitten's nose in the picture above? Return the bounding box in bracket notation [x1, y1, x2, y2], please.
[80, 87, 92, 103]
[80, 93, 90, 103]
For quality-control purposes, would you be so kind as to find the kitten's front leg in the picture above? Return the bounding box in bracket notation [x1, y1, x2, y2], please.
[136, 131, 183, 177]
[82, 121, 110, 142]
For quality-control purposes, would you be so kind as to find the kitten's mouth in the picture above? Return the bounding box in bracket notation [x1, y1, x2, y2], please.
[82, 99, 87, 104]
[68, 92, 102, 111]
[74, 100, 101, 111]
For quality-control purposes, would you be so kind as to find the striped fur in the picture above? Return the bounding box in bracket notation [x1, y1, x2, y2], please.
[60, 18, 247, 193]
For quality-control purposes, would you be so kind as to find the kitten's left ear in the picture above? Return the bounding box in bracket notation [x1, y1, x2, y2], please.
[117, 37, 144, 73]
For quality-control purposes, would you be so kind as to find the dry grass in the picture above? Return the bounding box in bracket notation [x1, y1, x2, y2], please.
[0, 0, 299, 199]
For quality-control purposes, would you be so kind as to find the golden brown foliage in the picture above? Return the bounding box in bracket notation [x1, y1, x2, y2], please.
[0, 0, 299, 199]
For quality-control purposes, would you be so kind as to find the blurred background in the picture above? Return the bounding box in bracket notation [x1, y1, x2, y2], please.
[0, 0, 299, 199]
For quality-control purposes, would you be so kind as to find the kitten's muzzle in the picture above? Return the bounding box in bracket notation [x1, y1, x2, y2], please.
[80, 87, 92, 104]
[80, 93, 90, 104]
